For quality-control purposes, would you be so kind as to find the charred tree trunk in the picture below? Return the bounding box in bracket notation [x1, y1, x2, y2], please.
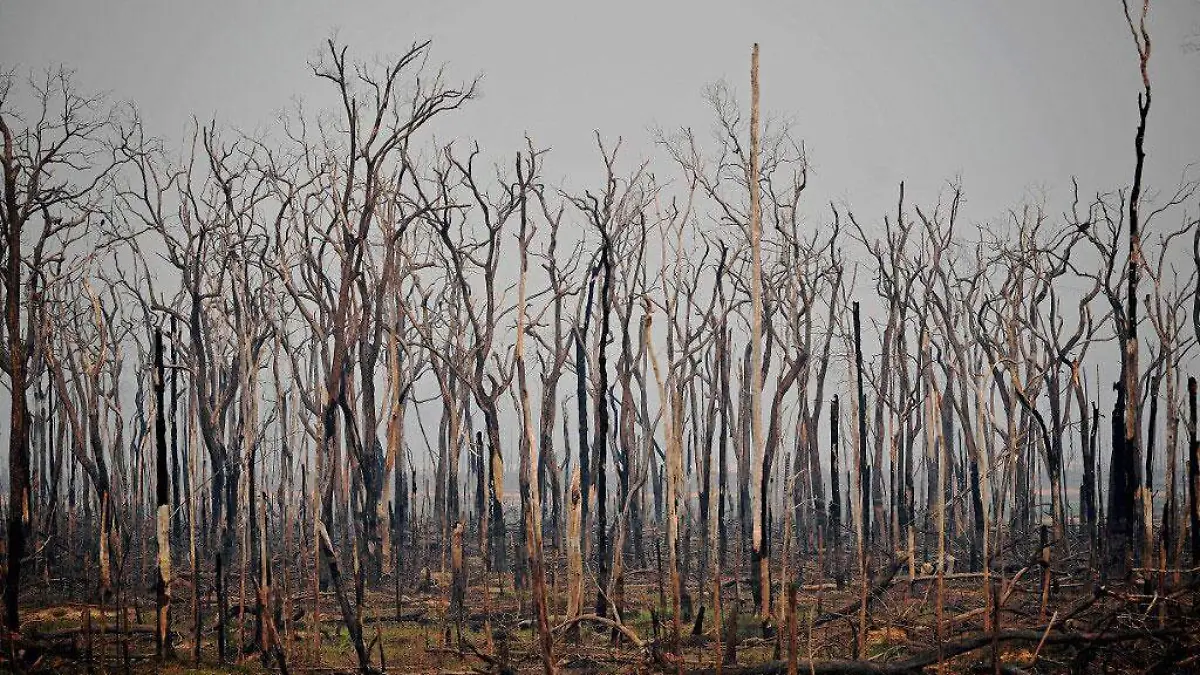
[1077, 366, 1099, 541]
[1108, 383, 1138, 578]
[2, 174, 30, 634]
[718, 327, 732, 568]
[1108, 0, 1152, 577]
[575, 318, 592, 558]
[485, 407, 507, 574]
[154, 329, 173, 658]
[450, 522, 465, 627]
[565, 468, 584, 643]
[747, 41, 770, 620]
[1188, 377, 1199, 567]
[170, 318, 183, 547]
[515, 159, 556, 674]
[592, 221, 613, 620]
[852, 303, 871, 553]
[829, 394, 843, 587]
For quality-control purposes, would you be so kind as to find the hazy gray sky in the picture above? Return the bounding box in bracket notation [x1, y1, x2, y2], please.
[3, 1, 1198, 227]
[2, 2, 1200, 488]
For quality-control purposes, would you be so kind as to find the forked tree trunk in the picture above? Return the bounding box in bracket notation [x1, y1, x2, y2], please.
[515, 161, 556, 674]
[646, 310, 683, 670]
[1109, 0, 1152, 577]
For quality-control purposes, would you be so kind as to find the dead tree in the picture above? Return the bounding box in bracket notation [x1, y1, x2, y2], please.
[43, 282, 120, 598]
[530, 188, 584, 553]
[0, 69, 125, 631]
[426, 141, 528, 577]
[747, 42, 769, 620]
[300, 39, 475, 672]
[1093, 0, 1155, 577]
[1143, 206, 1199, 578]
[849, 187, 919, 553]
[566, 135, 651, 622]
[153, 328, 172, 657]
[830, 394, 843, 586]
[1189, 377, 1199, 566]
[578, 158, 616, 622]
[121, 124, 268, 659]
[852, 304, 871, 558]
[514, 150, 556, 674]
[646, 300, 685, 667]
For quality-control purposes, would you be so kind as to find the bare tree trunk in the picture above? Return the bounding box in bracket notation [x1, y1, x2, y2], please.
[2, 179, 30, 634]
[718, 325, 732, 568]
[154, 330, 173, 658]
[1163, 362, 1180, 581]
[931, 383, 946, 667]
[592, 226, 613, 621]
[1108, 0, 1152, 577]
[575, 323, 592, 563]
[830, 395, 843, 588]
[170, 318, 183, 547]
[852, 302, 871, 657]
[317, 520, 369, 671]
[1188, 377, 1199, 567]
[310, 420, 322, 666]
[515, 158, 556, 674]
[709, 362, 726, 671]
[486, 415, 506, 575]
[1075, 365, 1099, 546]
[647, 309, 683, 671]
[260, 492, 288, 674]
[1109, 380, 1137, 579]
[747, 41, 769, 620]
[188, 387, 201, 665]
[450, 522, 465, 628]
[565, 468, 584, 643]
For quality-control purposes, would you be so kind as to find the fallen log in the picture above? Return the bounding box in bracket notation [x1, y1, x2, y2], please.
[29, 624, 157, 640]
[685, 627, 1183, 675]
[552, 613, 646, 650]
[812, 556, 907, 627]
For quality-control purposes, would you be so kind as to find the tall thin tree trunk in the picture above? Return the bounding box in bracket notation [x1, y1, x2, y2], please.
[3, 198, 31, 633]
[565, 468, 584, 644]
[154, 330, 173, 658]
[515, 162, 556, 674]
[170, 318, 182, 545]
[852, 302, 871, 657]
[1110, 0, 1152, 577]
[747, 41, 769, 620]
[1188, 377, 1199, 567]
[830, 395, 843, 588]
[592, 229, 613, 621]
[647, 311, 683, 672]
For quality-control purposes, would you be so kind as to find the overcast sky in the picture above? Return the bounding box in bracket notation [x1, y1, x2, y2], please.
[3, 1, 1199, 228]
[3, 2, 1200, 484]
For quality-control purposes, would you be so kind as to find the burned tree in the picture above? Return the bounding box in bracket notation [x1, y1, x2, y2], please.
[1, 69, 125, 631]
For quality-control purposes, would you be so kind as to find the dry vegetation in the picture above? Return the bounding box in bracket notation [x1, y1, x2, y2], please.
[3, 1, 1200, 673]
